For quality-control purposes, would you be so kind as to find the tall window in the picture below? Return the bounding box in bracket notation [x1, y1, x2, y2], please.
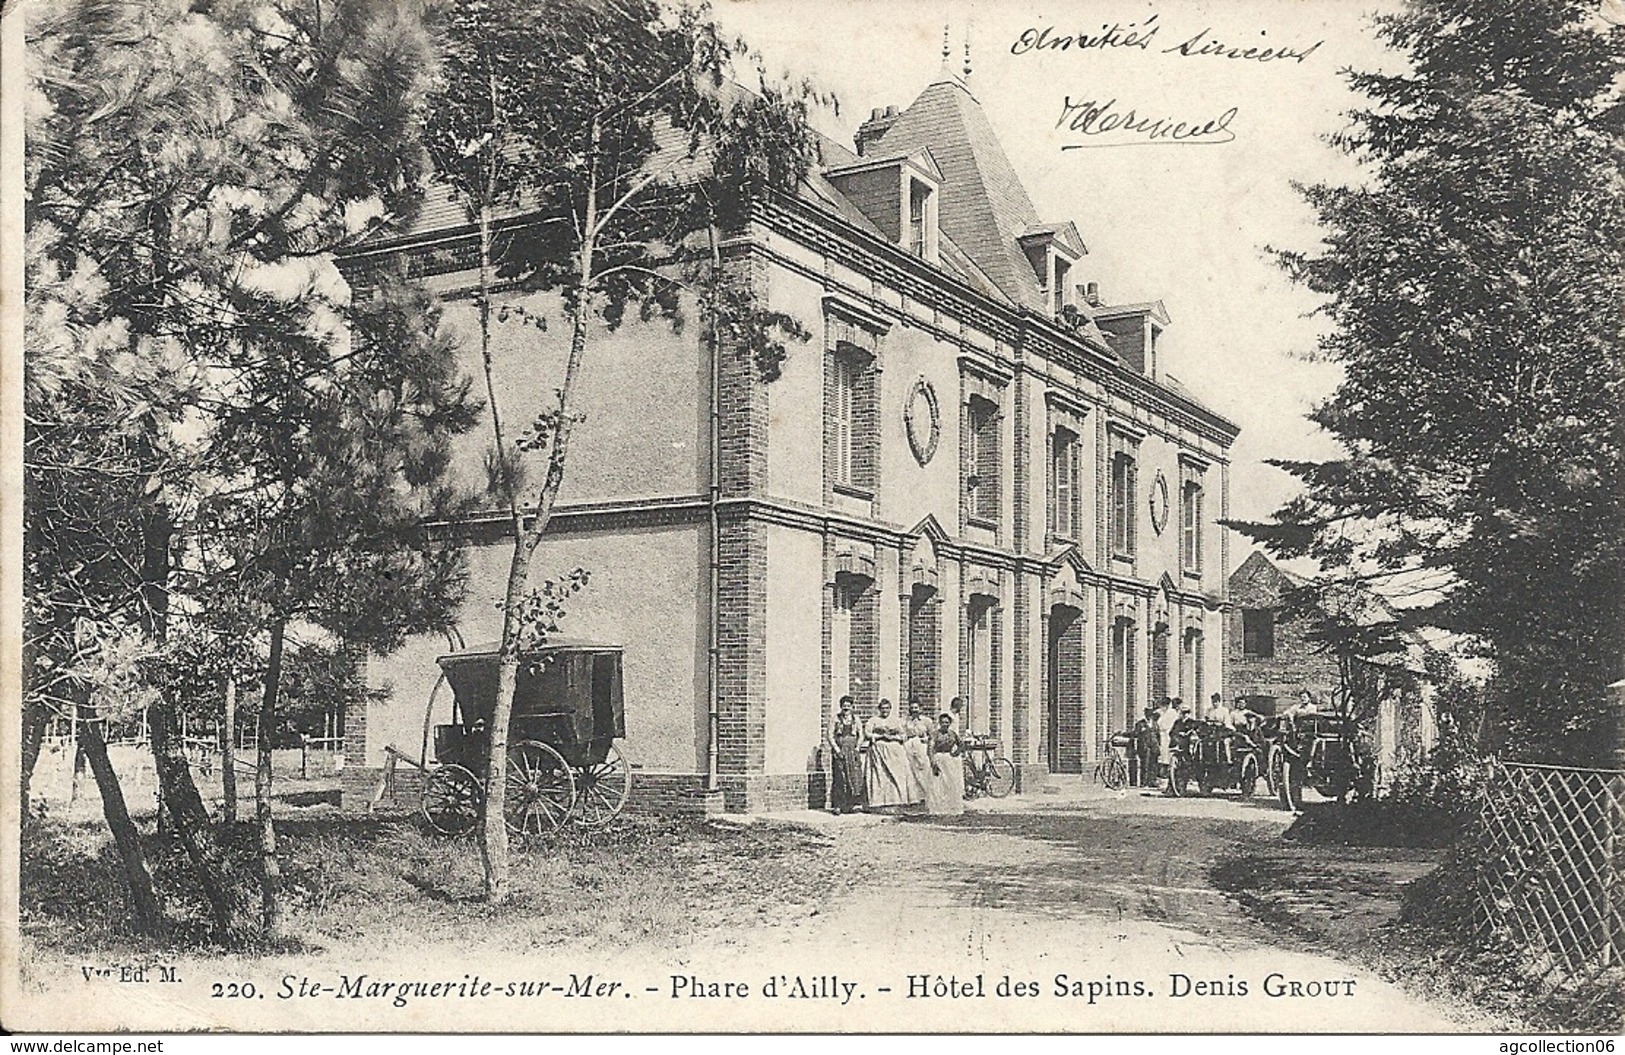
[1181, 478, 1204, 573]
[1052, 256, 1071, 316]
[1242, 609, 1275, 658]
[966, 396, 999, 523]
[1110, 451, 1137, 557]
[908, 179, 933, 258]
[1051, 427, 1078, 539]
[833, 351, 859, 485]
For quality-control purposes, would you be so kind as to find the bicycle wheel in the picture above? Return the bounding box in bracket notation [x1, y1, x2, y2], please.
[985, 757, 1015, 798]
[1103, 754, 1127, 791]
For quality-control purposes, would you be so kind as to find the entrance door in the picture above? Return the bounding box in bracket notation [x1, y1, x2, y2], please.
[1151, 628, 1169, 704]
[908, 586, 940, 714]
[831, 582, 853, 705]
[1180, 630, 1203, 712]
[1047, 605, 1084, 772]
[966, 599, 996, 735]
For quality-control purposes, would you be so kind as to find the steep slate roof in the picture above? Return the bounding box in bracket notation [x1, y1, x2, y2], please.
[864, 72, 1048, 311]
[372, 73, 1076, 323]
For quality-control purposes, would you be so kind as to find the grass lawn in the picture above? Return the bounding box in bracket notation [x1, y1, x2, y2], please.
[20, 795, 868, 964]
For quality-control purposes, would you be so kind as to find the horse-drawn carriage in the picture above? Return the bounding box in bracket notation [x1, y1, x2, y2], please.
[417, 640, 632, 835]
[1166, 719, 1262, 798]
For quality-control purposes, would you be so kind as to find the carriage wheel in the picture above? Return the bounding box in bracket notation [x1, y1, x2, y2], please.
[1237, 755, 1260, 798]
[422, 764, 482, 836]
[1279, 756, 1306, 813]
[504, 741, 576, 836]
[573, 743, 633, 827]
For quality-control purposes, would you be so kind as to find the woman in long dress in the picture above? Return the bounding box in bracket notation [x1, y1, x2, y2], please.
[863, 699, 919, 811]
[901, 699, 935, 813]
[925, 713, 965, 815]
[828, 696, 864, 814]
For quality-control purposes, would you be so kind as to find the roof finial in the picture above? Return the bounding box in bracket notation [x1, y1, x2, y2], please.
[942, 24, 951, 66]
[963, 27, 972, 80]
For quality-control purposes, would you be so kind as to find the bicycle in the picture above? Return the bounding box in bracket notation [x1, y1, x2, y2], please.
[961, 736, 1015, 798]
[1094, 735, 1129, 790]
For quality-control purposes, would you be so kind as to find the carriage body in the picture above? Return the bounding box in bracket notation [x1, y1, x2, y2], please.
[419, 640, 632, 835]
[432, 641, 625, 769]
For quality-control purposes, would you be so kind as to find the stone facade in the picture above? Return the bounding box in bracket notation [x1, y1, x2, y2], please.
[341, 65, 1239, 815]
[1224, 550, 1342, 702]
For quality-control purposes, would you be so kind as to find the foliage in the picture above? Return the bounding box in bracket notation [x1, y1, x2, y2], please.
[24, 0, 478, 938]
[1240, 0, 1625, 767]
[1274, 578, 1422, 724]
[26, 0, 477, 707]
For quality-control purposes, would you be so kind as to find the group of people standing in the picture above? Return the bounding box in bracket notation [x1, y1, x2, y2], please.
[828, 696, 966, 816]
[1128, 692, 1257, 791]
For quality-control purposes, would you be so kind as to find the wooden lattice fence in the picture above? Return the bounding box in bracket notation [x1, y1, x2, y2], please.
[1474, 760, 1625, 1005]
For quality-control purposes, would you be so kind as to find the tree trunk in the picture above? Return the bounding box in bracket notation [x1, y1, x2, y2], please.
[80, 702, 164, 937]
[149, 694, 245, 943]
[68, 712, 83, 803]
[472, 185, 518, 903]
[257, 620, 285, 936]
[221, 676, 238, 827]
[473, 108, 600, 903]
[21, 698, 48, 809]
[139, 506, 246, 941]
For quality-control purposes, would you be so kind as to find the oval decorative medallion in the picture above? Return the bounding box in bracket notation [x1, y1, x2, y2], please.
[904, 378, 941, 467]
[1149, 470, 1171, 536]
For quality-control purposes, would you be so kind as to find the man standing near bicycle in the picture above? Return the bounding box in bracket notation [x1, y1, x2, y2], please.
[1131, 706, 1159, 787]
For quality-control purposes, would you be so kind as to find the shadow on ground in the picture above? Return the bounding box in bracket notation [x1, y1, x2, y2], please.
[892, 804, 1285, 945]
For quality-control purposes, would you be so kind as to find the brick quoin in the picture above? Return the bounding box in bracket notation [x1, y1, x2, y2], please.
[715, 511, 768, 812]
[1011, 579, 1029, 762]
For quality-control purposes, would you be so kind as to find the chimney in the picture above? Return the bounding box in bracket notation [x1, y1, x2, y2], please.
[855, 105, 899, 157]
[1083, 281, 1101, 307]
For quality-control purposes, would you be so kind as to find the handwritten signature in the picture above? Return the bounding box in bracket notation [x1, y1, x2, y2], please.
[1055, 96, 1238, 148]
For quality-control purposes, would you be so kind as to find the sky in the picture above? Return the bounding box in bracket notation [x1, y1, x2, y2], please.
[715, 0, 1406, 537]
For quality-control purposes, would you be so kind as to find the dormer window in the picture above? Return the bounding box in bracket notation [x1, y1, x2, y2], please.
[823, 151, 942, 266]
[1051, 255, 1072, 315]
[1094, 300, 1172, 376]
[1019, 223, 1086, 319]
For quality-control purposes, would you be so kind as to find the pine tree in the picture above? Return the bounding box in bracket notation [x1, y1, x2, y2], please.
[1244, 0, 1625, 765]
[25, 0, 467, 939]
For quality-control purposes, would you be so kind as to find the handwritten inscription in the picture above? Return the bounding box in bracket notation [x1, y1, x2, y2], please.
[1056, 96, 1238, 148]
[1012, 21, 1323, 64]
[1163, 27, 1322, 63]
[1011, 18, 1164, 53]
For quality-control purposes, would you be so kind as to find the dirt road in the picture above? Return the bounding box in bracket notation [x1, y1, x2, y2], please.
[704, 780, 1498, 1032]
[17, 780, 1503, 1033]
